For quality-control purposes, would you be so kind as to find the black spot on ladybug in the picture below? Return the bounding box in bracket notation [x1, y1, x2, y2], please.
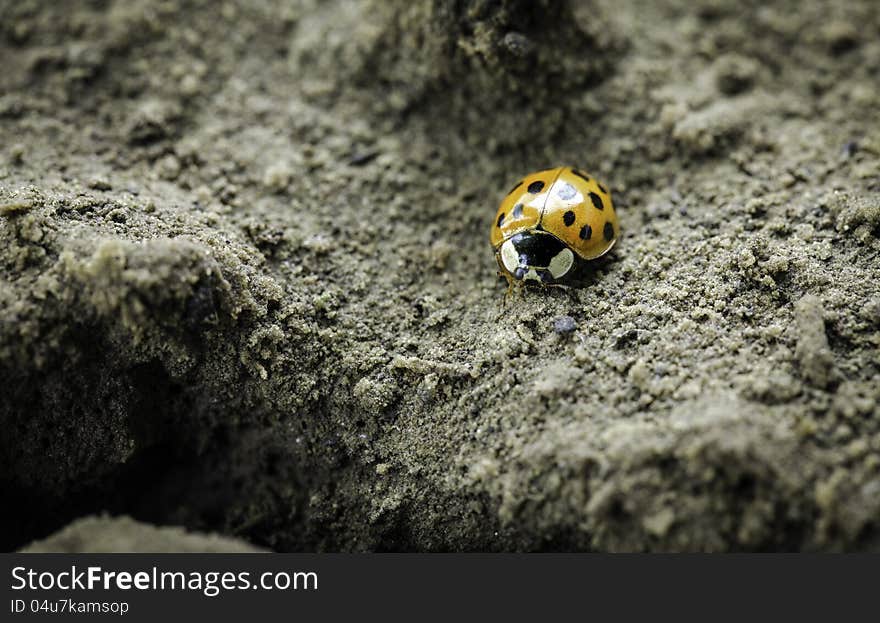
[563, 210, 576, 226]
[508, 180, 523, 195]
[514, 267, 526, 280]
[512, 203, 524, 218]
[589, 192, 604, 211]
[597, 182, 609, 194]
[527, 180, 545, 194]
[497, 213, 505, 227]
[579, 224, 592, 240]
[572, 169, 591, 183]
[603, 221, 614, 241]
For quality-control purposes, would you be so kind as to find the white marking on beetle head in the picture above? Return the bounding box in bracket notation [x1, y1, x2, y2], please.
[500, 239, 519, 275]
[547, 247, 574, 279]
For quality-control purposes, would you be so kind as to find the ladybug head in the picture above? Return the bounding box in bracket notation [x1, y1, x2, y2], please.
[498, 231, 574, 283]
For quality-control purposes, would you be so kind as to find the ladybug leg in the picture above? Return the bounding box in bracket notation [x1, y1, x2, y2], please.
[499, 273, 516, 307]
[548, 283, 571, 292]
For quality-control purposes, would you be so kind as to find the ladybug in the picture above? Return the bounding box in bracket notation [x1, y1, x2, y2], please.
[490, 166, 619, 288]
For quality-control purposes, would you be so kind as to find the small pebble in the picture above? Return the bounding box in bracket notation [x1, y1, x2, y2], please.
[553, 316, 577, 334]
[87, 177, 112, 191]
[180, 74, 201, 97]
[9, 143, 25, 164]
[157, 154, 181, 180]
[714, 53, 760, 96]
[349, 150, 379, 166]
[823, 20, 859, 55]
[502, 31, 534, 58]
[263, 162, 293, 192]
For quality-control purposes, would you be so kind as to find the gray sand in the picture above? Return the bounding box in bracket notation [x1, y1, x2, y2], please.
[2, 0, 879, 551]
[21, 515, 263, 553]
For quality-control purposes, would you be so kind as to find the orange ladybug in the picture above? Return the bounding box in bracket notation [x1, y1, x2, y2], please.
[490, 166, 619, 287]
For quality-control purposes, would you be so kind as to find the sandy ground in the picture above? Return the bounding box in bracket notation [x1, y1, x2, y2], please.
[2, 0, 879, 551]
[20, 515, 263, 553]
